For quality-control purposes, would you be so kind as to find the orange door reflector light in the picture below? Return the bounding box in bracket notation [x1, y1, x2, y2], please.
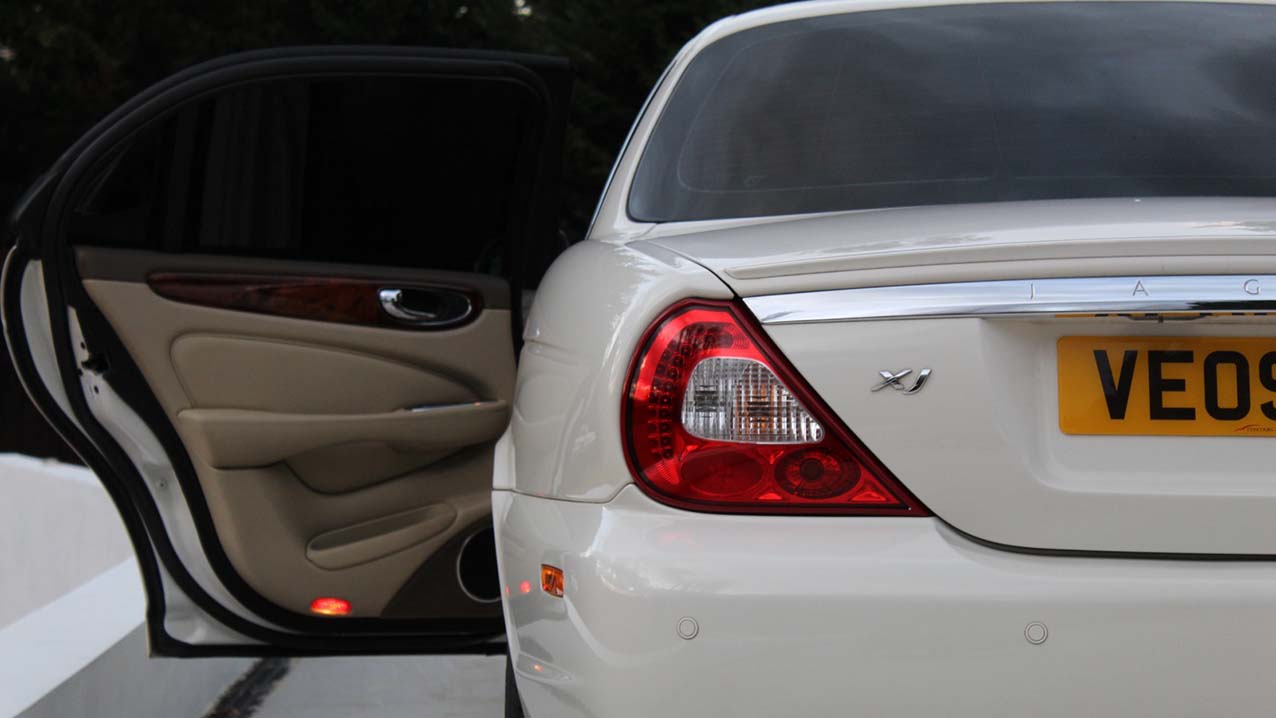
[541, 565, 564, 597]
[309, 596, 352, 616]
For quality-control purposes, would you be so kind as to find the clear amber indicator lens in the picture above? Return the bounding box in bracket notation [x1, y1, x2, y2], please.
[541, 564, 564, 598]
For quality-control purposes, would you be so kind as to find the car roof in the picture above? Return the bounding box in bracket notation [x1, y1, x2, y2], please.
[696, 0, 1276, 52]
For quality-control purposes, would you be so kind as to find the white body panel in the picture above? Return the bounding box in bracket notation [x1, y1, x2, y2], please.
[498, 486, 1276, 717]
[4, 258, 260, 643]
[642, 197, 1276, 296]
[512, 239, 730, 501]
[499, 1, 1276, 712]
[765, 316, 1276, 554]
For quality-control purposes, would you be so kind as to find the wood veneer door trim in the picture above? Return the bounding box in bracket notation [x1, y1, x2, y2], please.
[147, 272, 483, 330]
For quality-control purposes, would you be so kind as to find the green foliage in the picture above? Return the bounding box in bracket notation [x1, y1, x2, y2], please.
[0, 0, 774, 238]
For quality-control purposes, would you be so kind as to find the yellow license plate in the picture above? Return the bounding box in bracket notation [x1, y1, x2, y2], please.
[1058, 336, 1276, 437]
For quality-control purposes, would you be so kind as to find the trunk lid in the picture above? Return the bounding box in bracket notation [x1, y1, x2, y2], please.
[641, 198, 1276, 554]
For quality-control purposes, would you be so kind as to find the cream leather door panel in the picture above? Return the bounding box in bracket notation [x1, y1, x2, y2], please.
[3, 47, 569, 655]
[170, 335, 479, 414]
[81, 250, 514, 618]
[176, 402, 509, 470]
[306, 503, 459, 570]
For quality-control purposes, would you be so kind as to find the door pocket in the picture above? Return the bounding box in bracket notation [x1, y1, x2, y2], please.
[306, 503, 458, 570]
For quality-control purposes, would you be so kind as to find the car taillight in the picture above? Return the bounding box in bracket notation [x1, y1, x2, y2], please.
[623, 299, 928, 515]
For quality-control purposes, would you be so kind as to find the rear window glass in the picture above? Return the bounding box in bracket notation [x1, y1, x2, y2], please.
[629, 2, 1276, 221]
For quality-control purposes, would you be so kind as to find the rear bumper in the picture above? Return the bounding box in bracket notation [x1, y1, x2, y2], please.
[495, 486, 1276, 717]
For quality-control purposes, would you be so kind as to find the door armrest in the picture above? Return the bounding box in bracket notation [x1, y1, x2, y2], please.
[175, 401, 509, 469]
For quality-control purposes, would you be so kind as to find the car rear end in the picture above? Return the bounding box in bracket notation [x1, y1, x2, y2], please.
[497, 1, 1276, 715]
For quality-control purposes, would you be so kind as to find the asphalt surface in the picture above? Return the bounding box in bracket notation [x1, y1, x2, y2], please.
[210, 655, 506, 718]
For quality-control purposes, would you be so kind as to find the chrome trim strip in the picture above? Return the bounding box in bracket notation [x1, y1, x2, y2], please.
[745, 276, 1276, 325]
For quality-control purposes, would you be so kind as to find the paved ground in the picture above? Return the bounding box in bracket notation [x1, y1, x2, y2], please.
[233, 655, 505, 718]
[2, 453, 505, 717]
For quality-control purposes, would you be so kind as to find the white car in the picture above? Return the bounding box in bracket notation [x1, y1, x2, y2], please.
[8, 0, 1276, 715]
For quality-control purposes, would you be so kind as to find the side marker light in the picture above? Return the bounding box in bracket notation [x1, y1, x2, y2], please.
[541, 565, 564, 597]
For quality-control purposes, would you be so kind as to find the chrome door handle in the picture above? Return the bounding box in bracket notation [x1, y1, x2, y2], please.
[378, 288, 474, 328]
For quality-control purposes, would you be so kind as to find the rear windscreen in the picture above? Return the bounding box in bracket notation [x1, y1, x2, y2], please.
[629, 2, 1276, 221]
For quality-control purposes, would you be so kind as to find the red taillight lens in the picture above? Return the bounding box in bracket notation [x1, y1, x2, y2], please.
[623, 300, 928, 515]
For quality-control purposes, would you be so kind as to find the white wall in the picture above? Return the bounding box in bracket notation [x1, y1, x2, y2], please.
[0, 454, 132, 628]
[0, 454, 252, 717]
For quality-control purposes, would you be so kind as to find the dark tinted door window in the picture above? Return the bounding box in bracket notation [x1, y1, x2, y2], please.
[71, 75, 539, 275]
[631, 2, 1276, 221]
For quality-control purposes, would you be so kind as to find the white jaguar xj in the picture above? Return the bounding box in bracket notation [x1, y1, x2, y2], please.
[8, 1, 1276, 715]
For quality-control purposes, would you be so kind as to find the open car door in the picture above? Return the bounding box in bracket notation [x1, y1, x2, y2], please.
[1, 47, 569, 656]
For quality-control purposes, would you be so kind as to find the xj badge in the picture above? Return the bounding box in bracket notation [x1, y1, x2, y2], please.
[872, 368, 931, 395]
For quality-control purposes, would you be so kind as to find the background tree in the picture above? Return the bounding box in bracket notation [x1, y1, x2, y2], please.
[1, 0, 771, 238]
[0, 0, 772, 459]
